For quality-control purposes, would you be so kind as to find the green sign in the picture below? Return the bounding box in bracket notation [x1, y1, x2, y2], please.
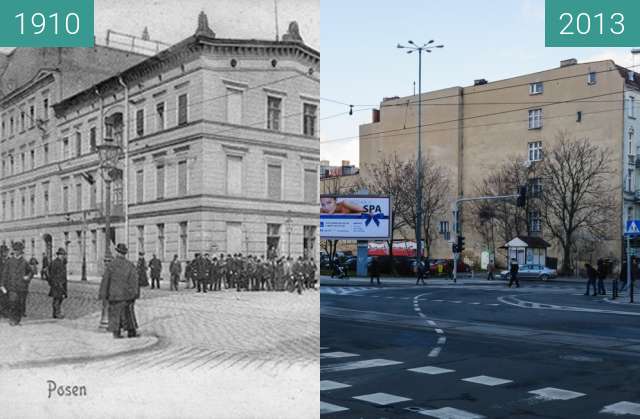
[0, 0, 94, 47]
[546, 0, 640, 47]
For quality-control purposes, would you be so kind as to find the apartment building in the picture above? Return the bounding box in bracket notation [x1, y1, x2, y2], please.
[0, 12, 320, 277]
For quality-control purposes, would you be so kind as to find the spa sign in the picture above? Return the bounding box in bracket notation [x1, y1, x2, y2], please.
[320, 195, 392, 241]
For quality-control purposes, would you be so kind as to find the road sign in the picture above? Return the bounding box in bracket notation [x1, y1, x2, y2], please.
[625, 220, 640, 236]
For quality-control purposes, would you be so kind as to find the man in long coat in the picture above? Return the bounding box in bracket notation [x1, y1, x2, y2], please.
[0, 244, 9, 317]
[137, 251, 149, 287]
[48, 248, 68, 318]
[99, 243, 140, 339]
[149, 254, 162, 289]
[0, 242, 34, 325]
[169, 255, 181, 291]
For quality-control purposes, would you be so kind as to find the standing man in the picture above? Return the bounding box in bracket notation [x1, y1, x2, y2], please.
[416, 257, 426, 285]
[41, 252, 50, 283]
[48, 248, 68, 319]
[193, 253, 209, 293]
[585, 262, 598, 296]
[486, 259, 495, 281]
[137, 251, 149, 287]
[508, 258, 520, 288]
[169, 255, 181, 291]
[596, 259, 607, 295]
[98, 243, 140, 339]
[29, 255, 39, 280]
[0, 242, 34, 326]
[149, 254, 162, 290]
[370, 256, 381, 285]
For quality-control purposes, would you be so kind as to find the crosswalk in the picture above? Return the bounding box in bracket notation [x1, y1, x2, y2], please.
[319, 346, 640, 417]
[320, 286, 387, 295]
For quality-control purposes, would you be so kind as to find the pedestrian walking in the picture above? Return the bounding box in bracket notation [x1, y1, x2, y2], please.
[584, 263, 597, 296]
[149, 254, 162, 289]
[41, 252, 50, 283]
[596, 259, 607, 295]
[48, 248, 68, 319]
[416, 257, 427, 285]
[137, 252, 149, 287]
[370, 256, 381, 285]
[487, 260, 495, 281]
[0, 242, 34, 326]
[98, 243, 140, 339]
[169, 255, 181, 291]
[508, 258, 520, 288]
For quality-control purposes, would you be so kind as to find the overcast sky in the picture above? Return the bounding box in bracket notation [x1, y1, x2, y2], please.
[320, 0, 639, 166]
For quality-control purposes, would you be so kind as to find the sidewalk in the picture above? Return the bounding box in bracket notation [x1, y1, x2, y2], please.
[0, 319, 158, 369]
[320, 274, 590, 286]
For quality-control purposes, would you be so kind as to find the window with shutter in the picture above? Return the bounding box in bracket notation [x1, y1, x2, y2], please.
[178, 160, 188, 196]
[267, 164, 282, 199]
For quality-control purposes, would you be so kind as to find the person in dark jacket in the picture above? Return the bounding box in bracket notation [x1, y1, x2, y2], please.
[0, 242, 34, 325]
[596, 259, 607, 295]
[192, 253, 209, 293]
[169, 255, 181, 291]
[508, 258, 520, 288]
[584, 263, 598, 296]
[137, 252, 149, 287]
[416, 257, 427, 285]
[149, 254, 162, 289]
[0, 244, 10, 317]
[40, 252, 50, 283]
[369, 256, 381, 285]
[48, 248, 68, 319]
[98, 243, 140, 339]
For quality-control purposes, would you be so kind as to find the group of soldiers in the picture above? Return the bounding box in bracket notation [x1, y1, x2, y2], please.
[135, 252, 318, 294]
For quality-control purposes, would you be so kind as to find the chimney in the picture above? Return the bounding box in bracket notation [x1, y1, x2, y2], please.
[560, 58, 578, 67]
[372, 108, 380, 123]
[474, 79, 488, 86]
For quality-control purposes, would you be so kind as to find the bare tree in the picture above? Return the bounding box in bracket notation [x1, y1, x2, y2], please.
[540, 132, 615, 275]
[395, 157, 450, 257]
[357, 154, 410, 271]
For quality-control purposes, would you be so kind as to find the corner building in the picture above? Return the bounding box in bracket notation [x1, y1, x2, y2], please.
[0, 14, 320, 278]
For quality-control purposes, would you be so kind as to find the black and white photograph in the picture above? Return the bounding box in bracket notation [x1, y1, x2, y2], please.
[0, 1, 319, 418]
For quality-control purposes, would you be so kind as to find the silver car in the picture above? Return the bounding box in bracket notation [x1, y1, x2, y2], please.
[500, 264, 557, 281]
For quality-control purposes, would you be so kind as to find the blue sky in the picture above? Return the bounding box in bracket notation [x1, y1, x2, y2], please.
[320, 0, 637, 166]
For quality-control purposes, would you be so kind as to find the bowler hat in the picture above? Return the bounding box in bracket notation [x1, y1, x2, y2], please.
[11, 242, 24, 252]
[56, 247, 66, 256]
[115, 243, 128, 255]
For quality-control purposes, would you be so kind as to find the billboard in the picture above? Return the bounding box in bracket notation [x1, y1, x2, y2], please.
[320, 195, 391, 240]
[368, 241, 424, 257]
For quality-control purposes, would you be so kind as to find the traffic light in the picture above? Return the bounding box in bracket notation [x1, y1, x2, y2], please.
[452, 243, 458, 253]
[457, 235, 465, 253]
[516, 186, 527, 207]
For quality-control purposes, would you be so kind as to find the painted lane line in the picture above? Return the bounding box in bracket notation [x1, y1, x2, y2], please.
[321, 358, 403, 373]
[528, 387, 586, 401]
[320, 351, 359, 359]
[435, 328, 444, 334]
[486, 303, 500, 306]
[320, 346, 329, 350]
[450, 301, 462, 304]
[428, 347, 442, 357]
[353, 392, 412, 406]
[462, 375, 513, 386]
[432, 299, 444, 302]
[427, 320, 437, 326]
[320, 401, 349, 415]
[418, 312, 426, 318]
[406, 406, 485, 418]
[320, 380, 352, 391]
[438, 337, 447, 345]
[601, 401, 640, 415]
[408, 366, 455, 375]
[470, 302, 481, 305]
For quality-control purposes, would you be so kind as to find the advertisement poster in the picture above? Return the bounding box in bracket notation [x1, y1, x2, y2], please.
[320, 195, 391, 240]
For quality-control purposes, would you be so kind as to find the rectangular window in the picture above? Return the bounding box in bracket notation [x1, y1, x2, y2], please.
[529, 82, 543, 95]
[91, 230, 97, 261]
[529, 177, 543, 198]
[156, 165, 165, 199]
[136, 109, 144, 137]
[439, 221, 450, 234]
[43, 183, 49, 215]
[89, 127, 97, 151]
[21, 190, 25, 217]
[303, 103, 317, 136]
[10, 116, 14, 134]
[76, 183, 82, 210]
[62, 185, 69, 212]
[266, 224, 280, 258]
[179, 221, 188, 259]
[75, 132, 82, 156]
[137, 225, 145, 255]
[20, 110, 25, 131]
[630, 96, 636, 119]
[157, 223, 165, 259]
[226, 88, 243, 125]
[178, 94, 188, 126]
[9, 155, 14, 174]
[43, 144, 49, 164]
[1, 194, 5, 221]
[43, 98, 49, 120]
[20, 152, 25, 172]
[136, 169, 144, 204]
[29, 105, 35, 128]
[10, 193, 14, 220]
[226, 155, 243, 195]
[90, 176, 96, 209]
[156, 102, 165, 131]
[30, 149, 35, 169]
[304, 168, 317, 203]
[587, 71, 597, 85]
[267, 163, 282, 199]
[628, 169, 634, 191]
[528, 141, 543, 162]
[267, 96, 282, 131]
[177, 160, 187, 197]
[1, 119, 5, 138]
[528, 109, 542, 129]
[528, 210, 541, 233]
[62, 137, 69, 160]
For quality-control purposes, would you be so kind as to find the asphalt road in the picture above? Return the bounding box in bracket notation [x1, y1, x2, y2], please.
[320, 279, 640, 419]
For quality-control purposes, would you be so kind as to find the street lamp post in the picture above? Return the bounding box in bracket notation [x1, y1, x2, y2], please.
[96, 136, 121, 329]
[397, 40, 444, 269]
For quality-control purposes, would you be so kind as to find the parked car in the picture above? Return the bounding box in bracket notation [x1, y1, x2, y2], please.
[428, 259, 470, 275]
[500, 264, 557, 281]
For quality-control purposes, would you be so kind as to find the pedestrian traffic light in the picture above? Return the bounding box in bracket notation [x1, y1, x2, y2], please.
[452, 243, 458, 253]
[516, 186, 527, 207]
[457, 235, 465, 253]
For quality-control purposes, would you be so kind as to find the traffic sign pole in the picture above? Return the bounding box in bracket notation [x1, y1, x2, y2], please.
[628, 235, 633, 304]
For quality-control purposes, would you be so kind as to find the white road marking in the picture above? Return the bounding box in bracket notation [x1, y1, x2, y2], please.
[601, 401, 640, 415]
[470, 302, 481, 305]
[428, 347, 442, 357]
[321, 351, 359, 359]
[428, 320, 437, 326]
[320, 401, 349, 415]
[486, 303, 500, 306]
[353, 392, 411, 406]
[320, 380, 352, 391]
[432, 299, 444, 302]
[320, 346, 329, 350]
[435, 328, 444, 334]
[408, 366, 455, 375]
[528, 387, 586, 401]
[409, 406, 485, 418]
[321, 358, 403, 373]
[418, 312, 426, 318]
[462, 375, 513, 386]
[450, 301, 462, 304]
[438, 337, 447, 345]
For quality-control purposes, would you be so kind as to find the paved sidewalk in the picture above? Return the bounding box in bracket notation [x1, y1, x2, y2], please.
[0, 319, 158, 369]
[320, 274, 589, 286]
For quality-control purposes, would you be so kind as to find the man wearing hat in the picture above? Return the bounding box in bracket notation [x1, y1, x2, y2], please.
[99, 243, 140, 338]
[137, 251, 149, 287]
[0, 242, 34, 325]
[48, 248, 68, 318]
[149, 254, 162, 289]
